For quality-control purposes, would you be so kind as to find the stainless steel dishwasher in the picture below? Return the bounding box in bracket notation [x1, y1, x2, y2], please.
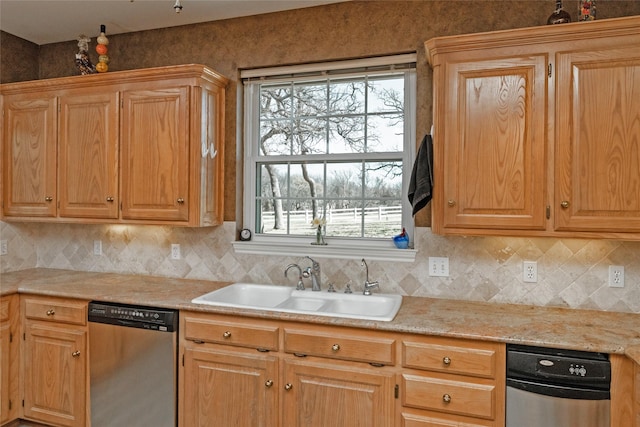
[506, 344, 610, 427]
[88, 301, 178, 427]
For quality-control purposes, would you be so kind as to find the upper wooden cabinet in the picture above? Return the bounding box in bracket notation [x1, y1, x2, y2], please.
[1, 64, 228, 226]
[426, 16, 640, 239]
[2, 94, 57, 218]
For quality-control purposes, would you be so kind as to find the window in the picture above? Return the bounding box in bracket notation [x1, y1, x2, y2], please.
[237, 54, 416, 261]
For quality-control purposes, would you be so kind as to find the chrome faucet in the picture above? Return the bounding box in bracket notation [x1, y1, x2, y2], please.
[361, 258, 379, 295]
[302, 256, 322, 291]
[285, 263, 305, 290]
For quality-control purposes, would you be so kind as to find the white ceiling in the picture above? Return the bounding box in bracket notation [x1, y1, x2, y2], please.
[0, 0, 346, 45]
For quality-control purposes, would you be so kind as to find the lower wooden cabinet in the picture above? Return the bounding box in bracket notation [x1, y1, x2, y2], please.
[400, 336, 505, 427]
[1, 294, 19, 425]
[179, 312, 399, 427]
[282, 357, 395, 427]
[179, 312, 505, 427]
[21, 296, 88, 427]
[182, 344, 278, 427]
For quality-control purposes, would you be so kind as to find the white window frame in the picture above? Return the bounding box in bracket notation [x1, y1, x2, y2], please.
[233, 54, 417, 262]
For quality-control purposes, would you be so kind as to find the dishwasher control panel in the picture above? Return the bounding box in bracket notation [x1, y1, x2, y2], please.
[89, 301, 178, 332]
[507, 344, 610, 389]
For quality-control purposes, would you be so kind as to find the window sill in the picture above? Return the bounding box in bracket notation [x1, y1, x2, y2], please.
[232, 240, 417, 263]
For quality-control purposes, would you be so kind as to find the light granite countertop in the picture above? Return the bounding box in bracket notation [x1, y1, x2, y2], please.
[2, 268, 640, 362]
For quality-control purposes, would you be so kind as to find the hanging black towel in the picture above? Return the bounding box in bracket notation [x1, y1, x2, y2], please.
[408, 134, 433, 216]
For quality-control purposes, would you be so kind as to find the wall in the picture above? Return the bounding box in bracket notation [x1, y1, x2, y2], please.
[2, 222, 640, 312]
[2, 1, 640, 313]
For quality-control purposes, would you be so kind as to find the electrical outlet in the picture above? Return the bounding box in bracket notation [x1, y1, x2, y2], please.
[171, 243, 181, 260]
[93, 240, 102, 256]
[608, 265, 624, 288]
[0, 240, 7, 256]
[428, 257, 449, 277]
[523, 261, 537, 283]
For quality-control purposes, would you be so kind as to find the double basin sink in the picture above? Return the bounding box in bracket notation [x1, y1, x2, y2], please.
[192, 283, 402, 322]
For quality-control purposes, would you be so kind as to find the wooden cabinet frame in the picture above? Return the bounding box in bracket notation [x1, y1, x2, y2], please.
[0, 64, 228, 226]
[427, 16, 640, 239]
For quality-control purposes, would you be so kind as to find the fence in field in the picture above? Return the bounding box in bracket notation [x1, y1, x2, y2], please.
[260, 205, 402, 236]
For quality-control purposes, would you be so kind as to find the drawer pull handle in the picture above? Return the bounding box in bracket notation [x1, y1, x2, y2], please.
[443, 356, 451, 365]
[331, 344, 340, 352]
[177, 198, 185, 204]
[46, 309, 55, 316]
[106, 196, 114, 202]
[265, 380, 273, 388]
[223, 331, 232, 338]
[442, 393, 452, 403]
[72, 351, 81, 358]
[561, 200, 570, 209]
[45, 196, 53, 202]
[447, 200, 456, 207]
[284, 383, 293, 391]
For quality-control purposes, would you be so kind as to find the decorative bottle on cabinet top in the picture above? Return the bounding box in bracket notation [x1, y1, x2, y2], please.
[579, 0, 596, 21]
[95, 25, 109, 73]
[547, 0, 572, 24]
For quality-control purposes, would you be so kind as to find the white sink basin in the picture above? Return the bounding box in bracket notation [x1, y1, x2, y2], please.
[192, 283, 293, 309]
[192, 283, 402, 322]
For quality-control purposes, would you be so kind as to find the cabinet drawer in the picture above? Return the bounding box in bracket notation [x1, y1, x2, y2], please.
[284, 328, 395, 365]
[402, 374, 495, 420]
[183, 314, 279, 351]
[402, 412, 492, 427]
[0, 298, 10, 322]
[403, 338, 498, 379]
[24, 297, 87, 326]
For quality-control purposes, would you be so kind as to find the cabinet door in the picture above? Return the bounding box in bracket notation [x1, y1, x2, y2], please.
[436, 55, 547, 233]
[282, 357, 395, 427]
[58, 91, 119, 218]
[120, 86, 190, 222]
[2, 95, 57, 217]
[555, 46, 640, 232]
[23, 321, 86, 427]
[0, 322, 8, 425]
[181, 345, 278, 427]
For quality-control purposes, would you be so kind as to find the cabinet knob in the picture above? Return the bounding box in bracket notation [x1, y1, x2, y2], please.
[284, 383, 293, 391]
[46, 309, 55, 316]
[223, 331, 232, 338]
[447, 200, 456, 207]
[106, 196, 114, 202]
[442, 393, 452, 403]
[72, 351, 81, 358]
[45, 196, 53, 202]
[177, 198, 185, 204]
[561, 200, 570, 209]
[265, 380, 273, 388]
[331, 344, 340, 352]
[443, 356, 451, 366]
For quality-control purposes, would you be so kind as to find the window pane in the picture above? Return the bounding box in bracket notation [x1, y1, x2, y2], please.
[329, 79, 365, 115]
[258, 163, 289, 198]
[294, 119, 327, 154]
[289, 162, 325, 199]
[328, 116, 365, 154]
[367, 114, 404, 152]
[293, 81, 327, 116]
[363, 200, 403, 238]
[326, 163, 362, 206]
[261, 85, 292, 119]
[367, 76, 404, 114]
[364, 161, 402, 198]
[260, 121, 292, 155]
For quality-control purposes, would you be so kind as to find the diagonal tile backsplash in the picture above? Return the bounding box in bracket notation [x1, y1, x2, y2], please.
[1, 221, 639, 313]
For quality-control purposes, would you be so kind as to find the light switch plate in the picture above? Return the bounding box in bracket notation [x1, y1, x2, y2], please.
[429, 257, 449, 277]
